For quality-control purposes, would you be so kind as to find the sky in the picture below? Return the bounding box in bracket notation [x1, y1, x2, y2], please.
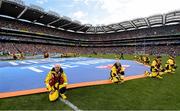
[24, 0, 180, 26]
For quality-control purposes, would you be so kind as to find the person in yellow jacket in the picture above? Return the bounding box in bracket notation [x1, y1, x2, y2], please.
[110, 62, 125, 83]
[150, 56, 164, 79]
[139, 55, 144, 63]
[143, 55, 150, 65]
[45, 64, 68, 101]
[165, 56, 177, 73]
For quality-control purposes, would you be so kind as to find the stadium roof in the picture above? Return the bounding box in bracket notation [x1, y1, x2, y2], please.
[0, 0, 180, 34]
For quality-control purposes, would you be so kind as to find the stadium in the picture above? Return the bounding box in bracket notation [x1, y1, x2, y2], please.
[0, 0, 180, 110]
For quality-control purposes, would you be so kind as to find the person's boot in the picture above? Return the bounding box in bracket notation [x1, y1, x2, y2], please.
[60, 93, 67, 100]
[144, 71, 150, 76]
[156, 75, 163, 79]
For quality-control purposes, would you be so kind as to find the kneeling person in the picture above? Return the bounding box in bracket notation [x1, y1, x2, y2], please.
[110, 62, 125, 83]
[143, 55, 150, 65]
[165, 56, 177, 73]
[45, 64, 68, 101]
[150, 56, 163, 79]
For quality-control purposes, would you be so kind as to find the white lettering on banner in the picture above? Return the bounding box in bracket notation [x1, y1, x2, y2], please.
[19, 59, 114, 72]
[73, 62, 90, 65]
[72, 59, 113, 65]
[28, 60, 39, 63]
[27, 67, 43, 73]
[50, 64, 78, 69]
[52, 59, 65, 62]
[9, 62, 19, 66]
[61, 64, 78, 68]
[41, 66, 52, 69]
[20, 61, 31, 64]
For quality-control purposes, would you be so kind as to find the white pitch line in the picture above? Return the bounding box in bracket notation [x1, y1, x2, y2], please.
[59, 98, 81, 111]
[9, 62, 18, 66]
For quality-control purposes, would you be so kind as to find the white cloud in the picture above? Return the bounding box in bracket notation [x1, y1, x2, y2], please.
[36, 0, 48, 4]
[72, 11, 87, 19]
[34, 0, 180, 25]
[73, 0, 91, 5]
[92, 0, 180, 25]
[71, 11, 89, 24]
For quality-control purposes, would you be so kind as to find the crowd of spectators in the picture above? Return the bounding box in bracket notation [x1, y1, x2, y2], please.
[1, 16, 180, 41]
[0, 42, 179, 56]
[0, 35, 179, 48]
[0, 16, 179, 57]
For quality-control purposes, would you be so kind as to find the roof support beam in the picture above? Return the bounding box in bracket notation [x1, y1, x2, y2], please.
[163, 14, 166, 25]
[96, 26, 105, 33]
[129, 21, 137, 29]
[118, 24, 126, 30]
[86, 26, 93, 33]
[58, 22, 72, 28]
[101, 26, 107, 32]
[0, 0, 2, 9]
[94, 27, 97, 33]
[78, 25, 88, 31]
[107, 26, 116, 31]
[47, 18, 61, 25]
[144, 18, 151, 27]
[67, 25, 82, 30]
[108, 25, 121, 31]
[102, 26, 112, 32]
[100, 26, 106, 33]
[17, 6, 28, 19]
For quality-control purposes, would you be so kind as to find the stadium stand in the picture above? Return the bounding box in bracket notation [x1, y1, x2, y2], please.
[0, 42, 179, 56]
[0, 0, 180, 57]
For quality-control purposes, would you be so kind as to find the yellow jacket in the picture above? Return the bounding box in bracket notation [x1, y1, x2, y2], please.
[151, 59, 164, 72]
[151, 59, 159, 72]
[167, 58, 175, 65]
[143, 56, 150, 62]
[45, 68, 68, 91]
[111, 66, 125, 75]
[151, 59, 157, 66]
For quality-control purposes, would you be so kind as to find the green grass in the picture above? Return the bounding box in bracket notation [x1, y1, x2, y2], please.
[0, 93, 71, 110]
[0, 55, 180, 110]
[80, 53, 135, 60]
